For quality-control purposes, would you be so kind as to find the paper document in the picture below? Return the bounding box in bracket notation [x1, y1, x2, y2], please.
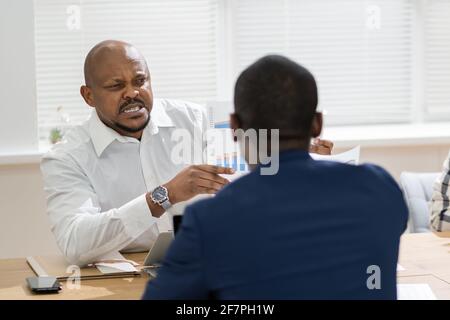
[207, 101, 233, 129]
[205, 128, 249, 179]
[397, 264, 405, 271]
[206, 102, 361, 168]
[95, 262, 138, 274]
[397, 284, 437, 300]
[310, 146, 360, 165]
[93, 251, 139, 274]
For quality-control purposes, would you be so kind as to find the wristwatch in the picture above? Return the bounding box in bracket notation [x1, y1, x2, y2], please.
[150, 185, 172, 210]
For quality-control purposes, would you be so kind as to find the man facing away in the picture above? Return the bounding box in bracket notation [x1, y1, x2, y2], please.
[40, 40, 335, 266]
[143, 55, 408, 300]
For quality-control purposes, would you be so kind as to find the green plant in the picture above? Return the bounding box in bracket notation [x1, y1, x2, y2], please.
[49, 128, 63, 144]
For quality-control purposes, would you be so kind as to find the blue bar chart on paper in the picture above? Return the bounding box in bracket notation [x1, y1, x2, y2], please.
[206, 101, 249, 177]
[215, 152, 248, 172]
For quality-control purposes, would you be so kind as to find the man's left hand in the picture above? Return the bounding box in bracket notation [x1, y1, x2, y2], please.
[309, 138, 334, 155]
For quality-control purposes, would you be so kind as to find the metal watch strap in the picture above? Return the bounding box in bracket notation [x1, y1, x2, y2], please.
[160, 198, 172, 210]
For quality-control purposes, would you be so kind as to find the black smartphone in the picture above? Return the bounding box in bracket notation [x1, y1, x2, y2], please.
[173, 215, 183, 235]
[26, 276, 61, 293]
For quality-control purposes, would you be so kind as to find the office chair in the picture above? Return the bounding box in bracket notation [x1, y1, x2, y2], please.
[400, 172, 440, 233]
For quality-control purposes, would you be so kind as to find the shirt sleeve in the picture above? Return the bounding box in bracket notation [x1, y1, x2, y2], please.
[41, 153, 157, 266]
[142, 205, 209, 299]
[430, 151, 450, 231]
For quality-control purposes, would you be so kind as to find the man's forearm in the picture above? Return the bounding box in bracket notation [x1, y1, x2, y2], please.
[145, 192, 166, 218]
[51, 194, 159, 266]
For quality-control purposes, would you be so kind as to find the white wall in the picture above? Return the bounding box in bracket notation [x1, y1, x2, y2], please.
[336, 144, 450, 180]
[0, 163, 59, 259]
[0, 0, 38, 155]
[0, 0, 54, 259]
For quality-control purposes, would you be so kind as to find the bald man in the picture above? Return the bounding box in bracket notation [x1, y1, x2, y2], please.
[41, 40, 333, 266]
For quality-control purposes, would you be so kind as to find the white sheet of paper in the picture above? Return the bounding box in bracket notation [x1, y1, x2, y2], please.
[97, 251, 125, 261]
[310, 146, 360, 165]
[95, 262, 138, 274]
[397, 264, 405, 271]
[205, 128, 249, 176]
[93, 251, 139, 274]
[397, 284, 437, 300]
[94, 251, 139, 265]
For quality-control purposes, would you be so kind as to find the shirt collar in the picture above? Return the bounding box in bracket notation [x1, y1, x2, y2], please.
[151, 99, 175, 128]
[254, 149, 311, 171]
[278, 149, 312, 162]
[88, 99, 175, 157]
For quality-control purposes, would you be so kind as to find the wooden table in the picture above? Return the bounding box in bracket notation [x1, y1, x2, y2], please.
[0, 252, 149, 300]
[2, 232, 450, 299]
[396, 232, 450, 299]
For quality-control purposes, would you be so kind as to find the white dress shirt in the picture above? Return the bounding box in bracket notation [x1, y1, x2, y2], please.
[41, 99, 208, 266]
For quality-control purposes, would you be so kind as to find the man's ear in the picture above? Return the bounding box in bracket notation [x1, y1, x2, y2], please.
[230, 113, 241, 130]
[80, 85, 95, 108]
[230, 113, 241, 142]
[311, 112, 323, 138]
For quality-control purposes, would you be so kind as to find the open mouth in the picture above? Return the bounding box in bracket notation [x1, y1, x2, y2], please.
[120, 103, 145, 115]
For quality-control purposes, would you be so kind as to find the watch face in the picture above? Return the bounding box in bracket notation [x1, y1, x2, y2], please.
[152, 186, 167, 202]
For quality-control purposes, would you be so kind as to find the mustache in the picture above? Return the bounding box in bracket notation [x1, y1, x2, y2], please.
[119, 99, 146, 113]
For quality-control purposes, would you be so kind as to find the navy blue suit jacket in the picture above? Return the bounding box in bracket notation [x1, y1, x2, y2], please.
[143, 150, 408, 300]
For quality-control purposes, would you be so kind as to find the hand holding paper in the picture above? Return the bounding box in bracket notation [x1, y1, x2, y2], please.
[309, 138, 334, 155]
[310, 146, 361, 165]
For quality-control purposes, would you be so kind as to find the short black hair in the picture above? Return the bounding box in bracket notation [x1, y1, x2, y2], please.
[234, 55, 318, 139]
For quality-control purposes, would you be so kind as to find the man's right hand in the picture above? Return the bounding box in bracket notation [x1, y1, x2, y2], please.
[164, 165, 235, 205]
